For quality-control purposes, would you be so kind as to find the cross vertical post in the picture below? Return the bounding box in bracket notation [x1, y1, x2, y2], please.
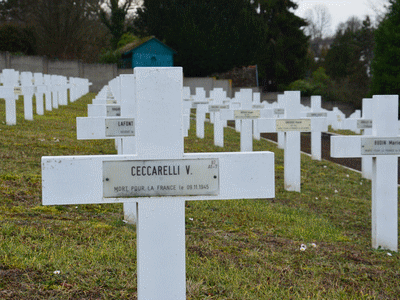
[283, 91, 301, 191]
[42, 68, 275, 299]
[371, 95, 398, 251]
[331, 95, 398, 251]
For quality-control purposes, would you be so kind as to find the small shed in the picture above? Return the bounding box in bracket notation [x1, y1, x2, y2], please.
[119, 36, 176, 69]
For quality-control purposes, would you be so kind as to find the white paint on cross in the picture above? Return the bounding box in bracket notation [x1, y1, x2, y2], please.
[300, 95, 328, 161]
[209, 88, 229, 147]
[257, 91, 327, 192]
[77, 74, 137, 223]
[20, 72, 34, 121]
[218, 89, 274, 152]
[361, 98, 373, 180]
[0, 69, 19, 125]
[193, 88, 209, 139]
[42, 67, 275, 299]
[43, 75, 53, 111]
[33, 73, 46, 116]
[331, 95, 398, 252]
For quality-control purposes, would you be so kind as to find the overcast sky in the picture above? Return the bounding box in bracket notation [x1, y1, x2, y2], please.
[293, 0, 388, 35]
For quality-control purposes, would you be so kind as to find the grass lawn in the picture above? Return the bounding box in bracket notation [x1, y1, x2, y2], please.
[0, 93, 399, 299]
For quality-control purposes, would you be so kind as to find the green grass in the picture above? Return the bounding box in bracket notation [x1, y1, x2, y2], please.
[0, 94, 399, 299]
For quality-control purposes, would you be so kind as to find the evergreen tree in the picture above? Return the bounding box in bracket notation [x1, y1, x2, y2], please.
[371, 0, 400, 94]
[251, 0, 309, 91]
[134, 0, 264, 77]
[100, 0, 136, 50]
[323, 16, 373, 108]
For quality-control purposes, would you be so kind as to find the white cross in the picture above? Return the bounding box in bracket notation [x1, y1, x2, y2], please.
[0, 69, 19, 125]
[20, 72, 35, 121]
[361, 98, 373, 179]
[50, 75, 60, 109]
[42, 68, 275, 299]
[276, 94, 286, 149]
[300, 95, 328, 161]
[77, 75, 137, 223]
[43, 75, 53, 111]
[209, 88, 229, 147]
[252, 92, 263, 140]
[193, 88, 209, 139]
[257, 91, 327, 192]
[218, 89, 274, 152]
[331, 95, 398, 251]
[33, 73, 46, 116]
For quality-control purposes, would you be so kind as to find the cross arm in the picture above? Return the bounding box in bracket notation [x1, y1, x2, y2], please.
[76, 117, 134, 140]
[41, 151, 274, 205]
[330, 136, 362, 157]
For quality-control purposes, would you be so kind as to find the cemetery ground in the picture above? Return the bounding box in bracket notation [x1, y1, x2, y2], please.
[0, 95, 399, 299]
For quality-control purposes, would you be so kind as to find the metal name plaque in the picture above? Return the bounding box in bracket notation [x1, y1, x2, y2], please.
[274, 108, 284, 115]
[361, 137, 400, 155]
[276, 119, 311, 132]
[306, 112, 327, 118]
[106, 106, 121, 117]
[103, 158, 220, 198]
[252, 104, 264, 109]
[105, 118, 135, 137]
[234, 110, 260, 119]
[14, 87, 22, 95]
[209, 105, 229, 112]
[357, 119, 372, 129]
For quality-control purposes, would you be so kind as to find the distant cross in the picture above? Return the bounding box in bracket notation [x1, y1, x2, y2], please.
[20, 72, 34, 121]
[257, 91, 327, 192]
[0, 69, 19, 125]
[300, 95, 328, 161]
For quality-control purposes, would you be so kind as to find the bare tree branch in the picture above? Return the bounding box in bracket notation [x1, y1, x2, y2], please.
[304, 4, 332, 39]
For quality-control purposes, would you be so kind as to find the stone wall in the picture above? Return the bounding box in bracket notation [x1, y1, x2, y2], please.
[0, 52, 117, 92]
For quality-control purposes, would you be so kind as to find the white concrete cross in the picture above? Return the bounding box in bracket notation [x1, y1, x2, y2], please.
[182, 86, 192, 137]
[43, 75, 53, 111]
[50, 75, 60, 109]
[331, 95, 398, 251]
[42, 67, 275, 299]
[252, 92, 263, 141]
[328, 107, 346, 130]
[57, 75, 68, 106]
[234, 89, 257, 152]
[343, 110, 362, 134]
[193, 88, 209, 139]
[361, 98, 373, 180]
[276, 94, 286, 149]
[209, 88, 229, 147]
[300, 95, 328, 161]
[33, 73, 45, 115]
[20, 72, 34, 121]
[77, 75, 137, 223]
[257, 91, 327, 192]
[0, 69, 20, 125]
[219, 89, 274, 152]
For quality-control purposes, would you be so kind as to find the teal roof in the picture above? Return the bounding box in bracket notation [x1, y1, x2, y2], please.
[119, 36, 177, 56]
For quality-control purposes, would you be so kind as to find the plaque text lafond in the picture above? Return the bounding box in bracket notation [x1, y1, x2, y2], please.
[103, 158, 219, 198]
